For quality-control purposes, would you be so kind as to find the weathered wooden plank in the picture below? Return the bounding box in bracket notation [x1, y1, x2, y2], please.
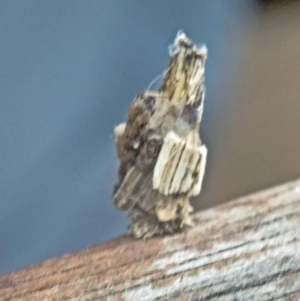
[1, 179, 300, 300]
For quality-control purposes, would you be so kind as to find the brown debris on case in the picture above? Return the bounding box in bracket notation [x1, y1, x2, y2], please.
[113, 32, 208, 238]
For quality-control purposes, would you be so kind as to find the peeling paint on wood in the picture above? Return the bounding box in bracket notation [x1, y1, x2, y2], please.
[1, 179, 300, 300]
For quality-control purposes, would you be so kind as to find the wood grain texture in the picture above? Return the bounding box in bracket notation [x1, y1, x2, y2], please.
[1, 179, 300, 301]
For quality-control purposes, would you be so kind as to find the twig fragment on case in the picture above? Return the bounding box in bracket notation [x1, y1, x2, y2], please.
[113, 32, 208, 238]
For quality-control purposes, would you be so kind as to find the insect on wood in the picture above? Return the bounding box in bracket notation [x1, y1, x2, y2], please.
[113, 32, 208, 238]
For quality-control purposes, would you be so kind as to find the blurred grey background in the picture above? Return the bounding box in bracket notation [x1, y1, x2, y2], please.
[1, 0, 300, 275]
